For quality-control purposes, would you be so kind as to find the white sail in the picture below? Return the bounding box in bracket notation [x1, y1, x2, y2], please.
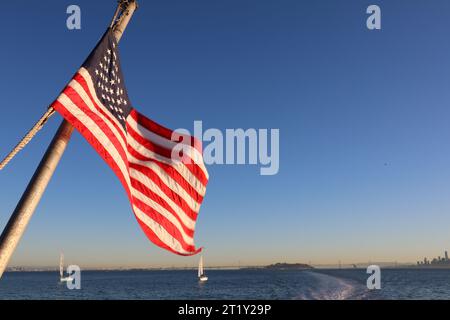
[59, 253, 74, 282]
[59, 253, 64, 277]
[198, 255, 204, 277]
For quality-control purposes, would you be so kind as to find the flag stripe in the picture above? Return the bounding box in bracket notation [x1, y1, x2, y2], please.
[131, 184, 195, 242]
[78, 68, 127, 140]
[127, 121, 209, 187]
[52, 99, 131, 197]
[129, 162, 200, 219]
[62, 84, 129, 166]
[127, 114, 208, 177]
[129, 109, 203, 153]
[128, 147, 204, 205]
[128, 146, 203, 207]
[131, 198, 197, 252]
[130, 165, 198, 224]
[73, 70, 127, 144]
[134, 209, 200, 256]
[127, 128, 207, 195]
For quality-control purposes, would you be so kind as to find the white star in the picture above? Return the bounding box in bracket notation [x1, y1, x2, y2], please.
[101, 94, 106, 100]
[123, 100, 127, 106]
[110, 79, 115, 85]
[107, 49, 111, 55]
[117, 78, 121, 84]
[95, 69, 99, 75]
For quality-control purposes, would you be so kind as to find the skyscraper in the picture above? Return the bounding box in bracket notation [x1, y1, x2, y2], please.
[445, 251, 448, 261]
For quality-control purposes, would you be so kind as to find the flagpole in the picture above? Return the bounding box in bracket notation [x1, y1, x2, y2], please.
[0, 0, 138, 279]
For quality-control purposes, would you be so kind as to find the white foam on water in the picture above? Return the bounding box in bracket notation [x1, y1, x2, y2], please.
[295, 271, 363, 300]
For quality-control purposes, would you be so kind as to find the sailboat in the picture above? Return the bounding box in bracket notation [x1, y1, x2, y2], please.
[198, 255, 208, 282]
[59, 253, 73, 282]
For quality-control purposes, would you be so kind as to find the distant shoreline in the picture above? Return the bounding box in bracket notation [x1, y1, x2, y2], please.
[6, 263, 450, 272]
[6, 262, 315, 272]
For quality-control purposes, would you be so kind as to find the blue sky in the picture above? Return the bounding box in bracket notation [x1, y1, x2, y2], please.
[1, 0, 450, 268]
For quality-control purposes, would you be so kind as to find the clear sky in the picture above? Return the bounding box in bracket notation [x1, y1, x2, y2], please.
[1, 0, 450, 268]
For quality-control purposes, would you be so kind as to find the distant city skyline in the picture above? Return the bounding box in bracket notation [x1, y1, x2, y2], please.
[2, 1, 450, 268]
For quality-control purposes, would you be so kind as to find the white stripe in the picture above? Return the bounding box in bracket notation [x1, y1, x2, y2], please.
[78, 68, 125, 133]
[130, 167, 197, 227]
[128, 151, 203, 213]
[57, 94, 131, 187]
[127, 132, 206, 196]
[68, 77, 128, 154]
[131, 186, 195, 245]
[133, 205, 190, 254]
[128, 116, 209, 179]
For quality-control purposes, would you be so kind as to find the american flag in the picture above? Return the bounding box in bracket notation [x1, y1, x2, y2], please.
[51, 29, 209, 256]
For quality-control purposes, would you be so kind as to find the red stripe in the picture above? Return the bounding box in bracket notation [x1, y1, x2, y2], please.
[72, 72, 127, 144]
[129, 109, 203, 153]
[132, 196, 197, 252]
[127, 121, 209, 187]
[129, 161, 200, 220]
[129, 113, 208, 184]
[127, 145, 204, 205]
[51, 100, 131, 199]
[62, 86, 129, 169]
[127, 122, 177, 158]
[135, 218, 202, 256]
[131, 177, 195, 237]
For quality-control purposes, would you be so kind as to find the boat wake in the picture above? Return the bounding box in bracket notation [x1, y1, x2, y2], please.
[295, 271, 364, 300]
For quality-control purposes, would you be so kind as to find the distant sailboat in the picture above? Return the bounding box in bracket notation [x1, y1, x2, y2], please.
[198, 255, 208, 282]
[59, 253, 73, 282]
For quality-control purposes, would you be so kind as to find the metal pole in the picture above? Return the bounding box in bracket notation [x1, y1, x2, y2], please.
[0, 0, 138, 278]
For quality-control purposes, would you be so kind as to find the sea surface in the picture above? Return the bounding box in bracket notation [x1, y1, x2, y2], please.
[0, 269, 449, 300]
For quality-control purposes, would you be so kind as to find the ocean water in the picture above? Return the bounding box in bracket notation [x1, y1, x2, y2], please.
[0, 269, 449, 300]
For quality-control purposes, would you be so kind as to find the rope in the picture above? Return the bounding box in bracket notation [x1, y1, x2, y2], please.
[0, 107, 56, 170]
